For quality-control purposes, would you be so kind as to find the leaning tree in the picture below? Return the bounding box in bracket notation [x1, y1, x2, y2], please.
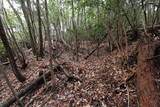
[0, 16, 26, 82]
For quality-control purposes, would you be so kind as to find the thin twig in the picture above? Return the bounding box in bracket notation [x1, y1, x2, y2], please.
[127, 85, 130, 107]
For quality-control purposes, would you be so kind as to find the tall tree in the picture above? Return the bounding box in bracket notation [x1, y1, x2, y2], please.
[7, 0, 27, 36]
[71, 0, 79, 61]
[45, 0, 56, 85]
[20, 0, 37, 56]
[0, 16, 26, 82]
[36, 0, 44, 57]
[3, 8, 27, 69]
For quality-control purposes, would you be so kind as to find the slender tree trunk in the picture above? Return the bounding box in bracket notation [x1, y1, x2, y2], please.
[130, 0, 137, 27]
[36, 0, 43, 57]
[152, 1, 160, 26]
[45, 0, 56, 85]
[97, 4, 100, 57]
[84, 7, 87, 29]
[0, 17, 26, 82]
[20, 0, 37, 56]
[26, 0, 37, 46]
[71, 0, 79, 61]
[7, 0, 27, 36]
[6, 24, 27, 69]
[141, 0, 147, 25]
[52, 19, 71, 49]
[4, 9, 27, 69]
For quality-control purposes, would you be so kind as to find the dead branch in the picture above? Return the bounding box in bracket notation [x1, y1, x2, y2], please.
[84, 33, 108, 60]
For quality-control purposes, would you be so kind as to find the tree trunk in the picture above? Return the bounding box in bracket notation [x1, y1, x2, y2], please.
[7, 0, 27, 36]
[6, 23, 27, 69]
[26, 0, 37, 47]
[36, 0, 44, 57]
[0, 17, 26, 82]
[71, 0, 79, 61]
[20, 0, 37, 56]
[45, 0, 56, 85]
[3, 9, 27, 69]
[137, 41, 160, 107]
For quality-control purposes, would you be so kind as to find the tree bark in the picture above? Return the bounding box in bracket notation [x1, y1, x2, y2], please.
[7, 0, 27, 36]
[20, 0, 37, 56]
[3, 9, 27, 69]
[45, 0, 56, 85]
[36, 0, 44, 57]
[71, 0, 79, 61]
[26, 0, 37, 47]
[0, 17, 26, 82]
[137, 41, 160, 107]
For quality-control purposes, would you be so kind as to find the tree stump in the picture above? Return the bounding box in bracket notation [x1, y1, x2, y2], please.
[137, 40, 160, 107]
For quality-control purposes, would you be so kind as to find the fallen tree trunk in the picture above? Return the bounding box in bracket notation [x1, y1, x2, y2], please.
[137, 40, 160, 107]
[0, 72, 51, 107]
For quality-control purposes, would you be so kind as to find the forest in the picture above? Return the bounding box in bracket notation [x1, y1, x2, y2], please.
[0, 0, 160, 107]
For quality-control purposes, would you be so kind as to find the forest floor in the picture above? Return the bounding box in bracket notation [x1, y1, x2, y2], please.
[0, 41, 138, 107]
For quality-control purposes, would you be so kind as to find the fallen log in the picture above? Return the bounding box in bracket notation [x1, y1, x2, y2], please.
[0, 72, 51, 107]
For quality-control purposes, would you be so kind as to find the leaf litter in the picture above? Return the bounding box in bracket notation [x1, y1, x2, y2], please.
[0, 43, 138, 107]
